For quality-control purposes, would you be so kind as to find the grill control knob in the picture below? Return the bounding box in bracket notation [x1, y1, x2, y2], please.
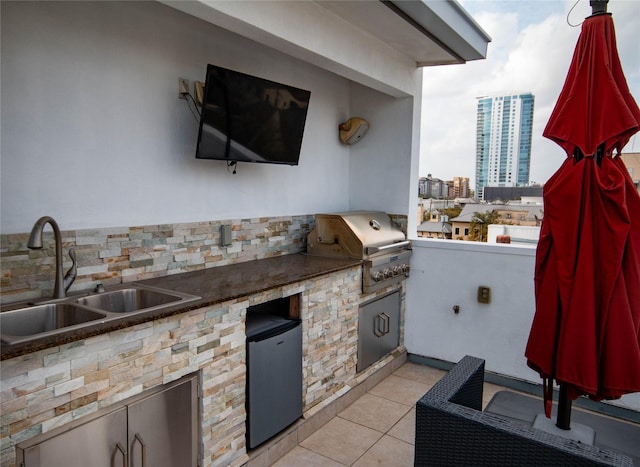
[383, 268, 393, 279]
[392, 266, 401, 276]
[402, 264, 410, 274]
[372, 271, 384, 282]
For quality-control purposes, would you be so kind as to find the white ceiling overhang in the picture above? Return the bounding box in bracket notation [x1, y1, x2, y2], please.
[320, 1, 491, 66]
[161, 0, 491, 97]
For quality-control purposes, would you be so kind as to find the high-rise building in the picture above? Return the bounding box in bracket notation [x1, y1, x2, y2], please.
[451, 176, 470, 198]
[475, 93, 534, 200]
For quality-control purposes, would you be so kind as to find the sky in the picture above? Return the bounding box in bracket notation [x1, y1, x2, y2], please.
[420, 0, 640, 190]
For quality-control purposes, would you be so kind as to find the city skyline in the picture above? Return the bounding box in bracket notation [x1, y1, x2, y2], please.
[420, 0, 640, 189]
[418, 174, 471, 199]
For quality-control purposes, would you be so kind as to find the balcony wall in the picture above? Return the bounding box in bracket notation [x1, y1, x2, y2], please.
[404, 238, 640, 412]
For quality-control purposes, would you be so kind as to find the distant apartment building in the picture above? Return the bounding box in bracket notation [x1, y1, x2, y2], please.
[621, 152, 640, 194]
[476, 93, 535, 200]
[418, 174, 449, 198]
[451, 176, 470, 198]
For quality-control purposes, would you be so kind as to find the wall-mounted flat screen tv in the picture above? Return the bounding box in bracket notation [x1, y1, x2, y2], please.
[196, 64, 311, 166]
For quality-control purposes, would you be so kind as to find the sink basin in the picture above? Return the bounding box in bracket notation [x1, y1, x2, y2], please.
[0, 303, 107, 344]
[0, 284, 200, 346]
[74, 285, 199, 314]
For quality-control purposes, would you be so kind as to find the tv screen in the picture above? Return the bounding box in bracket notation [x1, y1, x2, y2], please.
[196, 64, 311, 166]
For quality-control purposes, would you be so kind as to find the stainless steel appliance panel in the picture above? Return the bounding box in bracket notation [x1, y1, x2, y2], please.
[307, 211, 406, 259]
[307, 211, 411, 292]
[246, 315, 302, 448]
[17, 374, 198, 467]
[128, 376, 198, 467]
[18, 407, 128, 467]
[357, 290, 400, 372]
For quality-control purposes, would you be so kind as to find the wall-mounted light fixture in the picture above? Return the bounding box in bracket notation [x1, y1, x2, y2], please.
[338, 117, 369, 145]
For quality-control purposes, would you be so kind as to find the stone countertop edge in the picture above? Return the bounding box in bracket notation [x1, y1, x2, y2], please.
[0, 253, 362, 360]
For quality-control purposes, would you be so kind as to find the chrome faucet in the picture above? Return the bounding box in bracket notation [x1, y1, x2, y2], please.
[27, 216, 77, 299]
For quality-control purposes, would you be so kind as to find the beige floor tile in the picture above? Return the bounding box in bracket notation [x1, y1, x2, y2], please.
[482, 382, 506, 409]
[269, 363, 515, 466]
[271, 446, 345, 467]
[352, 435, 414, 467]
[368, 374, 430, 407]
[387, 407, 415, 445]
[300, 417, 382, 466]
[339, 393, 411, 433]
[393, 362, 446, 386]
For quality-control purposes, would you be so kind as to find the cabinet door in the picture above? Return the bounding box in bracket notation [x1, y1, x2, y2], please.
[127, 376, 198, 467]
[19, 406, 128, 467]
[357, 290, 400, 372]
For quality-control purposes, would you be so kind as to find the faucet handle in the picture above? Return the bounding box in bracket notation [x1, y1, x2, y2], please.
[64, 248, 77, 293]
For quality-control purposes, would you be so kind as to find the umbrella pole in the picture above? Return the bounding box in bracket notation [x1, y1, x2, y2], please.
[556, 384, 572, 430]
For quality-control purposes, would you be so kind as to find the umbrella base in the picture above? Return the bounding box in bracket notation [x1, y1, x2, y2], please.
[533, 414, 596, 445]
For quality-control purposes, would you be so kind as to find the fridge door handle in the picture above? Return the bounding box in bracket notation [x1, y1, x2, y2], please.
[112, 442, 127, 467]
[131, 433, 146, 467]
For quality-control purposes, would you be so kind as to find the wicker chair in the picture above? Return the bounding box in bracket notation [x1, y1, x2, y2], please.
[414, 355, 634, 466]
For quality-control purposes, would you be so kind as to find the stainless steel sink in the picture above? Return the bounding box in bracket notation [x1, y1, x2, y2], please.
[0, 284, 200, 346]
[0, 303, 107, 345]
[74, 285, 199, 314]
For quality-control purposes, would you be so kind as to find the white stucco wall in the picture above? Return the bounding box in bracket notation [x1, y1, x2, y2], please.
[405, 239, 640, 411]
[487, 224, 541, 245]
[348, 86, 416, 215]
[1, 1, 416, 234]
[405, 239, 538, 380]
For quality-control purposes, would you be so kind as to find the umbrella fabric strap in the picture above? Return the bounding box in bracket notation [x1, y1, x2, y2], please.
[543, 378, 553, 418]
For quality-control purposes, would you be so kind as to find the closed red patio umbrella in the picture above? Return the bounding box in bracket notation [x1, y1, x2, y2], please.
[525, 1, 640, 431]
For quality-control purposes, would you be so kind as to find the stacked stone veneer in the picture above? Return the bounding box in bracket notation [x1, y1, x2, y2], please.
[0, 213, 408, 465]
[0, 264, 386, 466]
[0, 215, 313, 304]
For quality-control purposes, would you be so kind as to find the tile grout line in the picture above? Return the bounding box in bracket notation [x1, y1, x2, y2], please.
[334, 378, 418, 466]
[347, 433, 385, 466]
[271, 361, 443, 466]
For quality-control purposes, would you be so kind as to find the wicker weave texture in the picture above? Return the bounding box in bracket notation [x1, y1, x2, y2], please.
[414, 356, 634, 467]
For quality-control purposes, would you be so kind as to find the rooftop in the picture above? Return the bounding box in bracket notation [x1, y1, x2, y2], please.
[253, 359, 640, 465]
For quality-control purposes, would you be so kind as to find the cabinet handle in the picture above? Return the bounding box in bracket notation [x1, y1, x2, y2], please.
[374, 312, 390, 337]
[132, 433, 146, 467]
[112, 442, 127, 467]
[381, 312, 390, 334]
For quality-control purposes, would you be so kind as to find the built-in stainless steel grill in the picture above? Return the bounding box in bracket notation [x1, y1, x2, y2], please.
[307, 211, 411, 293]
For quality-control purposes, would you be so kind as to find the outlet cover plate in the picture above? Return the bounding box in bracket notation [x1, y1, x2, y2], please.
[477, 286, 491, 304]
[178, 78, 189, 99]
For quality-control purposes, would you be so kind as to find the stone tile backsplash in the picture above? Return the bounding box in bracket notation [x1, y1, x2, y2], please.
[0, 215, 314, 304]
[0, 212, 409, 466]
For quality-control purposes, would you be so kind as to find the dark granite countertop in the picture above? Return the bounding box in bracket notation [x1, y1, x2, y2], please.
[0, 253, 361, 360]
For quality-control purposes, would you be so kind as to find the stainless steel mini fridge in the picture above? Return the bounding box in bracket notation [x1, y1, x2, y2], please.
[246, 312, 302, 449]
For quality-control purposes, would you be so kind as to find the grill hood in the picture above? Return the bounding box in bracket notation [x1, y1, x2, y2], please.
[307, 211, 408, 259]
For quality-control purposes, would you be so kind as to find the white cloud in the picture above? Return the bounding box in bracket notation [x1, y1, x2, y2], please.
[420, 0, 640, 190]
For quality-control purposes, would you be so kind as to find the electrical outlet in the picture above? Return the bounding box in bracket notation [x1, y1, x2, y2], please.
[477, 286, 491, 304]
[178, 78, 189, 99]
[220, 224, 232, 247]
